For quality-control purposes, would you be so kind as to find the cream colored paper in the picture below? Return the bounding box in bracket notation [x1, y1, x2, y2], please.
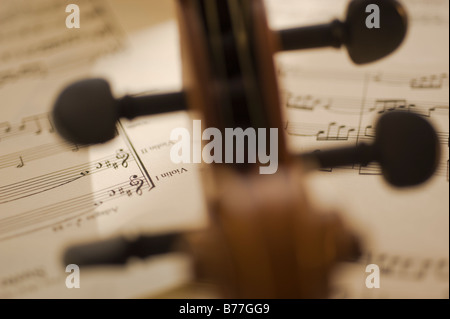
[0, 0, 206, 298]
[267, 0, 449, 298]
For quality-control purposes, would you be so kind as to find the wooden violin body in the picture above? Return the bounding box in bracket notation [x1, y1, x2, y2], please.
[187, 166, 360, 298]
[176, 0, 360, 298]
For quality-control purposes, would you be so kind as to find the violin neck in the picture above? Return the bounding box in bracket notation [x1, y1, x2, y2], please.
[175, 0, 290, 173]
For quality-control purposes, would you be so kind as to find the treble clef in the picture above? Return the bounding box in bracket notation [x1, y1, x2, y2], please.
[129, 175, 144, 196]
[116, 149, 130, 168]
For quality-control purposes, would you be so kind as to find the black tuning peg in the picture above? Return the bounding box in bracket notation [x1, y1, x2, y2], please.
[63, 233, 181, 267]
[301, 111, 440, 187]
[52, 79, 186, 145]
[278, 0, 408, 64]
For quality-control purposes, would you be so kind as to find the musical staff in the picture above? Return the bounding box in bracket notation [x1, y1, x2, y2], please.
[358, 161, 447, 178]
[0, 2, 113, 43]
[288, 121, 448, 145]
[283, 91, 449, 116]
[0, 63, 47, 88]
[0, 150, 133, 204]
[359, 251, 449, 283]
[0, 0, 124, 89]
[285, 120, 449, 179]
[0, 0, 209, 300]
[0, 113, 57, 142]
[411, 74, 448, 89]
[0, 109, 163, 244]
[0, 142, 87, 170]
[0, 175, 149, 242]
[281, 50, 449, 188]
[316, 122, 355, 142]
[0, 121, 11, 134]
[286, 93, 331, 111]
[279, 67, 449, 89]
[4, 26, 114, 63]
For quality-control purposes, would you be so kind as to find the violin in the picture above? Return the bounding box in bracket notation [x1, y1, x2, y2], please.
[52, 0, 440, 298]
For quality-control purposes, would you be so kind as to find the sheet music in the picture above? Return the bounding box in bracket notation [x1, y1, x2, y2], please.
[266, 0, 449, 298]
[0, 0, 206, 298]
[1, 0, 448, 299]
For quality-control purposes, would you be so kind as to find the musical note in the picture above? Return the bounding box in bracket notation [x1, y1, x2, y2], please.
[0, 0, 124, 91]
[364, 125, 375, 138]
[284, 91, 448, 117]
[72, 144, 80, 152]
[34, 117, 42, 135]
[17, 157, 24, 168]
[0, 121, 11, 135]
[411, 73, 448, 89]
[424, 106, 449, 118]
[47, 114, 55, 133]
[0, 142, 87, 171]
[0, 152, 135, 204]
[286, 93, 331, 111]
[0, 114, 58, 142]
[279, 66, 449, 89]
[370, 99, 410, 113]
[0, 178, 151, 241]
[359, 162, 382, 176]
[372, 71, 383, 82]
[316, 122, 356, 141]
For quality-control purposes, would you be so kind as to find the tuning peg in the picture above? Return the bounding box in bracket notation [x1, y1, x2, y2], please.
[52, 79, 186, 144]
[301, 111, 440, 187]
[277, 0, 408, 64]
[63, 234, 182, 267]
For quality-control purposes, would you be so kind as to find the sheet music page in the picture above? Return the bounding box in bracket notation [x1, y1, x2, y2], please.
[0, 0, 207, 298]
[266, 0, 449, 298]
[1, 0, 448, 300]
